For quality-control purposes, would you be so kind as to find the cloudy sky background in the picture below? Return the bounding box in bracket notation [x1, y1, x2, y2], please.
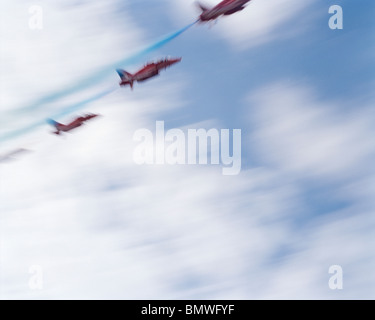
[0, 0, 374, 299]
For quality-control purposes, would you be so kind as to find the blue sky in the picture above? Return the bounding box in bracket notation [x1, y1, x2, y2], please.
[0, 0, 374, 299]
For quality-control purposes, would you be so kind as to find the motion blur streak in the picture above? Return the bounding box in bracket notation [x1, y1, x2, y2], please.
[0, 88, 116, 143]
[51, 87, 116, 120]
[2, 22, 196, 121]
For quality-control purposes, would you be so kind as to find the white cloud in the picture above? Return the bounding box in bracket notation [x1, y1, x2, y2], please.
[262, 209, 375, 299]
[247, 82, 375, 181]
[0, 0, 144, 131]
[0, 152, 297, 299]
[243, 81, 375, 299]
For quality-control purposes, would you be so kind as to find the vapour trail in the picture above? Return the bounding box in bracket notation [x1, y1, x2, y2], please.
[3, 22, 196, 120]
[0, 88, 116, 143]
[0, 21, 196, 143]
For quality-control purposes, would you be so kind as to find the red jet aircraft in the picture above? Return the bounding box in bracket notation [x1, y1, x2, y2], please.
[116, 57, 182, 90]
[197, 0, 252, 22]
[47, 114, 99, 135]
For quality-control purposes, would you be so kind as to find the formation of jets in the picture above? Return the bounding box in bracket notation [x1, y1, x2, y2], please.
[43, 1, 252, 137]
[1, 0, 253, 165]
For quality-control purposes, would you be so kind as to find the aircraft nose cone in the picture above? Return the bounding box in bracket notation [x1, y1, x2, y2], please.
[171, 58, 182, 64]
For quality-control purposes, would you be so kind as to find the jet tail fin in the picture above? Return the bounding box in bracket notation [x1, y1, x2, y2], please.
[46, 119, 60, 128]
[116, 69, 134, 90]
[46, 119, 61, 135]
[116, 69, 133, 81]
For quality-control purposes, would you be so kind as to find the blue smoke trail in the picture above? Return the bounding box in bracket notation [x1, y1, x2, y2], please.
[5, 22, 196, 119]
[50, 87, 117, 119]
[0, 88, 116, 143]
[0, 21, 197, 143]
